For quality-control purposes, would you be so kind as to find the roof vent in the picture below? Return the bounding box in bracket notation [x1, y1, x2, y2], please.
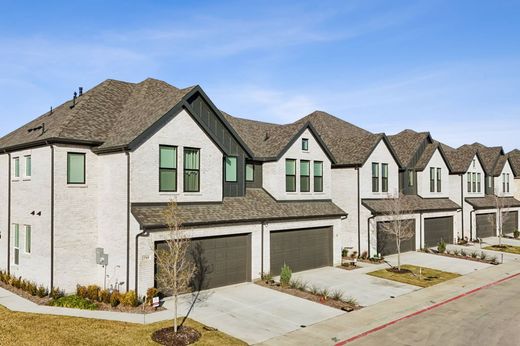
[79, 87, 83, 96]
[70, 91, 77, 109]
[27, 123, 46, 136]
[264, 131, 270, 141]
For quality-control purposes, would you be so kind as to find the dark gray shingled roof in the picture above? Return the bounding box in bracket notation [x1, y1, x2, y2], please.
[465, 196, 520, 210]
[131, 188, 347, 229]
[225, 110, 395, 167]
[508, 149, 520, 177]
[0, 78, 195, 152]
[462, 143, 504, 176]
[388, 129, 431, 168]
[362, 195, 461, 215]
[440, 143, 479, 174]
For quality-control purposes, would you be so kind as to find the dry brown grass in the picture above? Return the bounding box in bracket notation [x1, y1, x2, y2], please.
[0, 304, 245, 346]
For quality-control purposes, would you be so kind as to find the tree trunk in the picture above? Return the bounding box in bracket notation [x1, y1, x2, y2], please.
[396, 237, 401, 271]
[174, 263, 178, 333]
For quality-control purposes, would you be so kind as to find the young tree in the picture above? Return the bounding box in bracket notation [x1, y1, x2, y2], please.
[379, 193, 416, 272]
[155, 200, 197, 333]
[488, 194, 513, 247]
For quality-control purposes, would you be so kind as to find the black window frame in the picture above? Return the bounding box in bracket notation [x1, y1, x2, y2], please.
[436, 167, 442, 192]
[285, 159, 296, 192]
[408, 170, 414, 187]
[381, 163, 389, 192]
[225, 156, 238, 183]
[67, 152, 86, 185]
[372, 162, 379, 192]
[313, 161, 323, 192]
[467, 172, 472, 193]
[159, 145, 177, 192]
[507, 173, 510, 193]
[472, 172, 477, 192]
[183, 147, 200, 193]
[300, 160, 310, 192]
[302, 138, 309, 151]
[477, 173, 481, 193]
[429, 167, 435, 192]
[245, 163, 255, 182]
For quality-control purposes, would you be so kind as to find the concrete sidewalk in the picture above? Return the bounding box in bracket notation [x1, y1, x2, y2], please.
[0, 286, 172, 324]
[257, 261, 520, 346]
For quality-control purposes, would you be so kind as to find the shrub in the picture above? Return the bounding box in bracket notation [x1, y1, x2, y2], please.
[331, 289, 344, 301]
[146, 288, 159, 305]
[280, 263, 292, 287]
[86, 285, 101, 301]
[471, 251, 478, 258]
[359, 251, 368, 260]
[98, 289, 111, 304]
[320, 288, 330, 300]
[437, 239, 446, 254]
[50, 295, 98, 310]
[341, 248, 349, 258]
[110, 291, 121, 307]
[310, 285, 319, 295]
[453, 249, 461, 256]
[76, 285, 88, 299]
[50, 287, 65, 300]
[260, 272, 273, 282]
[480, 252, 487, 261]
[28, 282, 38, 296]
[460, 249, 467, 257]
[342, 296, 358, 306]
[121, 291, 138, 307]
[490, 255, 498, 264]
[514, 230, 520, 239]
[37, 285, 48, 298]
[289, 279, 300, 290]
[350, 251, 358, 260]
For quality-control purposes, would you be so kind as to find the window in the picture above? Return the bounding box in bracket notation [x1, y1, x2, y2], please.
[245, 164, 254, 182]
[285, 159, 296, 192]
[183, 148, 200, 192]
[430, 167, 435, 192]
[313, 161, 323, 192]
[502, 173, 506, 193]
[408, 170, 414, 187]
[302, 138, 309, 151]
[67, 153, 85, 184]
[225, 157, 237, 182]
[13, 224, 19, 265]
[436, 168, 442, 192]
[477, 173, 481, 193]
[372, 163, 379, 192]
[382, 163, 389, 192]
[25, 225, 31, 254]
[467, 172, 471, 193]
[472, 159, 476, 168]
[13, 157, 20, 178]
[507, 173, 510, 193]
[300, 160, 310, 192]
[488, 175, 493, 188]
[159, 145, 177, 192]
[24, 155, 31, 177]
[472, 172, 476, 193]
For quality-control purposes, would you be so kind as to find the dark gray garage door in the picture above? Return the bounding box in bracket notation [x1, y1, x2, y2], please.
[377, 220, 416, 256]
[424, 216, 454, 248]
[476, 213, 496, 239]
[155, 233, 251, 291]
[502, 211, 518, 234]
[270, 227, 333, 276]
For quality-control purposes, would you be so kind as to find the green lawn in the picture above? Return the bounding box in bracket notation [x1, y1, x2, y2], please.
[0, 304, 245, 346]
[484, 244, 520, 255]
[367, 265, 461, 288]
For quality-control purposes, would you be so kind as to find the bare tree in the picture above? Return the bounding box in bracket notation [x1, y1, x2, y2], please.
[487, 194, 513, 247]
[155, 200, 197, 333]
[379, 193, 416, 272]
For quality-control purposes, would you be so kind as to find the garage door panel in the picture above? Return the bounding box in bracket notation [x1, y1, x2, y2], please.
[377, 220, 416, 256]
[155, 233, 251, 292]
[502, 211, 518, 234]
[424, 216, 454, 248]
[476, 213, 496, 238]
[270, 227, 333, 276]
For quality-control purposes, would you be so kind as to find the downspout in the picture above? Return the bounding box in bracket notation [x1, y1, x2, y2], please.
[357, 167, 361, 254]
[134, 229, 148, 296]
[50, 144, 55, 290]
[470, 210, 476, 240]
[419, 212, 423, 250]
[367, 215, 375, 257]
[460, 174, 464, 240]
[7, 152, 11, 274]
[261, 221, 265, 276]
[126, 151, 130, 292]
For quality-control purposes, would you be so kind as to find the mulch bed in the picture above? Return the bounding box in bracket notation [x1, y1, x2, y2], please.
[423, 249, 499, 265]
[256, 280, 361, 312]
[151, 326, 201, 346]
[0, 281, 164, 313]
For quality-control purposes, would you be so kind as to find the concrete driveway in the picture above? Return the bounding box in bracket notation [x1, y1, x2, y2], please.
[383, 251, 491, 275]
[291, 266, 419, 307]
[163, 283, 343, 345]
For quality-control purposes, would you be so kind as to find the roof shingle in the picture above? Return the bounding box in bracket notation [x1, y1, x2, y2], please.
[362, 195, 460, 215]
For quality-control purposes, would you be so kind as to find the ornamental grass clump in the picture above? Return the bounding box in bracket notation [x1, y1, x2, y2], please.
[280, 263, 292, 287]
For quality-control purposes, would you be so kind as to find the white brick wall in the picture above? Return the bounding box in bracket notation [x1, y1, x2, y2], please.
[0, 154, 8, 271]
[417, 149, 450, 198]
[332, 168, 358, 251]
[495, 160, 515, 197]
[262, 129, 332, 201]
[360, 140, 400, 199]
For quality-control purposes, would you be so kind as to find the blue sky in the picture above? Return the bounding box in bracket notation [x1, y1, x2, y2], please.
[1, 0, 519, 150]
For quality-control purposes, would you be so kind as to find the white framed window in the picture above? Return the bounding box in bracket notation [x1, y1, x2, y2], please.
[225, 156, 238, 182]
[24, 155, 31, 178]
[13, 157, 20, 178]
[302, 138, 309, 151]
[13, 224, 19, 265]
[24, 225, 31, 254]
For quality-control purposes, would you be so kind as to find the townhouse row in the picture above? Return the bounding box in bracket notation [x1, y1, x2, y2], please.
[1, 78, 519, 296]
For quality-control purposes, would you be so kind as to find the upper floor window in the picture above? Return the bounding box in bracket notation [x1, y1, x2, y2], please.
[183, 148, 200, 192]
[503, 173, 510, 193]
[159, 145, 177, 192]
[407, 170, 414, 187]
[477, 173, 481, 193]
[382, 163, 389, 192]
[472, 172, 476, 192]
[13, 224, 19, 265]
[302, 138, 309, 151]
[24, 155, 31, 177]
[372, 163, 379, 192]
[67, 153, 85, 184]
[300, 160, 310, 192]
[436, 168, 442, 192]
[13, 157, 20, 178]
[507, 173, 510, 193]
[314, 161, 323, 192]
[285, 159, 296, 192]
[245, 163, 254, 182]
[467, 172, 471, 193]
[24, 225, 31, 254]
[487, 175, 493, 188]
[430, 168, 435, 192]
[225, 157, 238, 182]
